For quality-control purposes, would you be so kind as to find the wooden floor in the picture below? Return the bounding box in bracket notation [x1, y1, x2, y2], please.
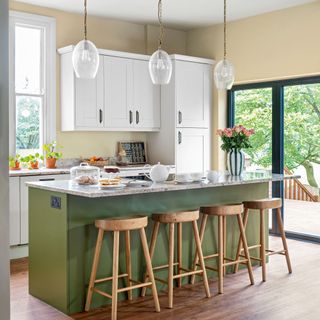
[284, 199, 320, 236]
[11, 237, 320, 320]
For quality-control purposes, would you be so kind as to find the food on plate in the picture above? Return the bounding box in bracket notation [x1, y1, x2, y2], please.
[74, 175, 98, 185]
[89, 156, 104, 162]
[104, 166, 120, 173]
[99, 176, 122, 186]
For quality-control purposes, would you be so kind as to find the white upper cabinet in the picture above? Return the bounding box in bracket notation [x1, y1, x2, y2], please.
[75, 61, 104, 128]
[104, 56, 134, 129]
[133, 60, 160, 129]
[59, 46, 160, 132]
[176, 60, 211, 128]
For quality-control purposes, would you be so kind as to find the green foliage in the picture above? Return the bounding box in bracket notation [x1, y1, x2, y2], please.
[21, 153, 44, 164]
[16, 97, 40, 150]
[43, 141, 63, 159]
[234, 84, 320, 188]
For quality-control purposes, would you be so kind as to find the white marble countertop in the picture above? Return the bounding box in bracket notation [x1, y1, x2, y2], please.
[26, 171, 300, 198]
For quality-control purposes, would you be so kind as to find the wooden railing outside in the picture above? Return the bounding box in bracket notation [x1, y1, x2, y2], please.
[284, 168, 319, 202]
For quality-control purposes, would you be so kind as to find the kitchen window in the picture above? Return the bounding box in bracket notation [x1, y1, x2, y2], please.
[9, 11, 56, 156]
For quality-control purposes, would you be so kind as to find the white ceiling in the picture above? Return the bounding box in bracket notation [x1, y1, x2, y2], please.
[15, 0, 317, 30]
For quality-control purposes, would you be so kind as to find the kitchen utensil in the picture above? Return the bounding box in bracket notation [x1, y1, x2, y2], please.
[144, 162, 170, 183]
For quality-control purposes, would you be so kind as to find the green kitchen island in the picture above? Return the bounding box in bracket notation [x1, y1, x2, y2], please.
[27, 172, 295, 315]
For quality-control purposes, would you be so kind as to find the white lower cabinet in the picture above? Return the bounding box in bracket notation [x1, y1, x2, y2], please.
[10, 173, 70, 246]
[9, 177, 20, 246]
[176, 128, 210, 174]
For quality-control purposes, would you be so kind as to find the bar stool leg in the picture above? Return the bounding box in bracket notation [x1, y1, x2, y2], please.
[260, 209, 266, 282]
[192, 221, 211, 298]
[276, 208, 292, 273]
[218, 215, 224, 294]
[237, 214, 254, 285]
[190, 213, 208, 284]
[125, 230, 132, 301]
[139, 228, 161, 313]
[223, 215, 227, 276]
[111, 231, 120, 320]
[85, 228, 104, 312]
[168, 222, 175, 308]
[141, 221, 160, 297]
[177, 222, 182, 288]
[234, 208, 249, 273]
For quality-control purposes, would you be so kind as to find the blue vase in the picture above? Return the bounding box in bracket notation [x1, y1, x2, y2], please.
[227, 149, 245, 176]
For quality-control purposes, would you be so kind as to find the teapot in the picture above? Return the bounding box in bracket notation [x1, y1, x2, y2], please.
[145, 162, 170, 183]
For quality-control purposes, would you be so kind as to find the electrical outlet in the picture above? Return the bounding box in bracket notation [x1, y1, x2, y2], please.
[51, 196, 61, 209]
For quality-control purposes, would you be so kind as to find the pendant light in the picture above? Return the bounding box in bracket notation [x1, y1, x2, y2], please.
[72, 0, 99, 79]
[214, 0, 235, 90]
[149, 0, 172, 85]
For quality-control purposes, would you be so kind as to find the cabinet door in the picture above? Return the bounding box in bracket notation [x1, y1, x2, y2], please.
[176, 61, 211, 128]
[20, 174, 70, 244]
[104, 56, 134, 129]
[133, 60, 160, 129]
[75, 59, 104, 128]
[176, 128, 210, 174]
[9, 177, 20, 246]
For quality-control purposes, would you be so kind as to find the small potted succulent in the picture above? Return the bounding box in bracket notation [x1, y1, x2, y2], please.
[21, 153, 44, 170]
[9, 154, 21, 170]
[43, 141, 63, 169]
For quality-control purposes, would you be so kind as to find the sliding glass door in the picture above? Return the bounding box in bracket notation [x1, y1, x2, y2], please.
[228, 77, 320, 242]
[283, 83, 320, 238]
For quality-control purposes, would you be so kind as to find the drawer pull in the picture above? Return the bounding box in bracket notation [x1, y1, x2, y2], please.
[39, 178, 55, 181]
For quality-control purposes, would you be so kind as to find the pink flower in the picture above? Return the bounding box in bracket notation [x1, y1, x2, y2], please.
[243, 129, 251, 137]
[225, 128, 233, 137]
[216, 129, 223, 136]
[249, 129, 255, 135]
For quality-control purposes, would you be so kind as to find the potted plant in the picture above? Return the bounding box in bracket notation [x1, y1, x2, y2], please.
[43, 141, 63, 169]
[21, 153, 44, 170]
[9, 154, 21, 170]
[217, 125, 255, 176]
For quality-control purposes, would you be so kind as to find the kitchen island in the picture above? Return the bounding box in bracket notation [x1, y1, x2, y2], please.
[27, 172, 296, 315]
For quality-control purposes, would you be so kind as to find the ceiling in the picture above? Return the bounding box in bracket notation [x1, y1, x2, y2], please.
[15, 0, 317, 30]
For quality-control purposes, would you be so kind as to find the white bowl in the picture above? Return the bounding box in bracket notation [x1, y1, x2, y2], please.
[190, 172, 203, 181]
[207, 170, 221, 181]
[176, 173, 192, 183]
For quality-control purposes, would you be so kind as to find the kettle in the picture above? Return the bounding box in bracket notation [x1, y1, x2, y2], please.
[145, 162, 170, 183]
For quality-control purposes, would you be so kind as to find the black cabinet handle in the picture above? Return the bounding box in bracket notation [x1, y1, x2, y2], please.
[99, 109, 103, 124]
[136, 111, 140, 124]
[178, 110, 182, 124]
[39, 178, 55, 181]
[178, 131, 182, 144]
[129, 110, 133, 124]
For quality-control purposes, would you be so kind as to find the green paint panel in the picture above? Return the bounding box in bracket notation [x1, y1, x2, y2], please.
[29, 188, 68, 313]
[29, 183, 269, 315]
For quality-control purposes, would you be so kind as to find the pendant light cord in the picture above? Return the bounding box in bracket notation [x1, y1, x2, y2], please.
[223, 0, 227, 60]
[84, 0, 88, 40]
[158, 0, 164, 49]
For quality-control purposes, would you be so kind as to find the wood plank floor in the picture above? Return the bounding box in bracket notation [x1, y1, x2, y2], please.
[11, 237, 320, 320]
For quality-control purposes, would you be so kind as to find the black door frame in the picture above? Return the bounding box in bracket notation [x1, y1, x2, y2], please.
[228, 76, 320, 243]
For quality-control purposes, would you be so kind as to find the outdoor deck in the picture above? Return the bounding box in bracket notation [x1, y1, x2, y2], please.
[284, 199, 320, 236]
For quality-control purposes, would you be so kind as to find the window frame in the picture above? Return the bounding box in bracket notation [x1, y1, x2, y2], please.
[9, 11, 56, 155]
[228, 75, 320, 243]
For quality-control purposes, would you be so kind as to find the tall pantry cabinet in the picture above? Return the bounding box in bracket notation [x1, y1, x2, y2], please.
[147, 55, 214, 174]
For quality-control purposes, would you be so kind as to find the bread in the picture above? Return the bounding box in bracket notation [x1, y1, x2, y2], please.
[99, 176, 122, 186]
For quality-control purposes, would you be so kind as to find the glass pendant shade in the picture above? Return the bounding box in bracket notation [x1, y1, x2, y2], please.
[72, 40, 99, 79]
[149, 49, 172, 85]
[214, 59, 235, 90]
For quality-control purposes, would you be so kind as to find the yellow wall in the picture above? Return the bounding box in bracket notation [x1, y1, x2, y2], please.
[10, 1, 187, 158]
[187, 1, 320, 169]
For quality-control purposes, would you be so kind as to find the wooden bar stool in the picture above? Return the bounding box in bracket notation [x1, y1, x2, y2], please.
[141, 210, 211, 308]
[234, 198, 292, 282]
[85, 215, 160, 320]
[191, 204, 254, 294]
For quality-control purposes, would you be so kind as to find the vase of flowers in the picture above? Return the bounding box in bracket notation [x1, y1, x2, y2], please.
[217, 125, 255, 176]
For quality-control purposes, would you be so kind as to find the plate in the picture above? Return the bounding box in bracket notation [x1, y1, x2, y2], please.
[175, 179, 194, 184]
[99, 183, 126, 189]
